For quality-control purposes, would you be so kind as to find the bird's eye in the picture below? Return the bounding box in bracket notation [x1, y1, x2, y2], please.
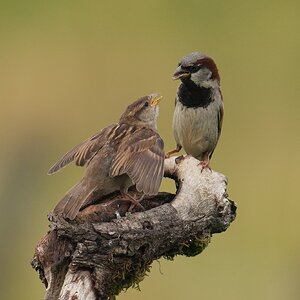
[144, 102, 149, 107]
[188, 65, 200, 72]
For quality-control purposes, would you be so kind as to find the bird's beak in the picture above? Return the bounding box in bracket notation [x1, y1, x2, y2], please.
[150, 93, 163, 107]
[172, 66, 190, 80]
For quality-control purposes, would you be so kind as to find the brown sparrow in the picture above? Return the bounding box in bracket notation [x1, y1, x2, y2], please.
[48, 93, 164, 220]
[167, 52, 224, 169]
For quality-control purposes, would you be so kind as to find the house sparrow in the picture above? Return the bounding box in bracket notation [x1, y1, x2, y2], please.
[48, 93, 164, 220]
[167, 52, 224, 169]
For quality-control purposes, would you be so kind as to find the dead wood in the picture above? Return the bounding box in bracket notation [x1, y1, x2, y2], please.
[32, 156, 236, 300]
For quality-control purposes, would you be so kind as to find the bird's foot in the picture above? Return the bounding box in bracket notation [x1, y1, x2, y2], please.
[198, 159, 212, 172]
[165, 145, 182, 158]
[121, 192, 145, 212]
[165, 152, 171, 159]
[129, 193, 145, 212]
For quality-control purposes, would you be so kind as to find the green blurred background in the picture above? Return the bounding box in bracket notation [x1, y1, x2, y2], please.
[0, 0, 299, 299]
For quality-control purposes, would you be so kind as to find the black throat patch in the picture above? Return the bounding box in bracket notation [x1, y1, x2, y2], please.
[178, 79, 213, 108]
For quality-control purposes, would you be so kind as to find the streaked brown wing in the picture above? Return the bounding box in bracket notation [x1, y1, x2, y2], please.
[109, 128, 164, 195]
[47, 124, 116, 174]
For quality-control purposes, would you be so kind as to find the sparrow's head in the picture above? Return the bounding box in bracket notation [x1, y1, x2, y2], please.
[120, 93, 162, 130]
[173, 52, 220, 88]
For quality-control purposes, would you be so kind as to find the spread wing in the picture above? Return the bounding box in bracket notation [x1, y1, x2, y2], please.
[109, 128, 165, 195]
[47, 124, 116, 174]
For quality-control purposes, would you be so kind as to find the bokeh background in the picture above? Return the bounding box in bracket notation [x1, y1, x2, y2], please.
[1, 1, 299, 299]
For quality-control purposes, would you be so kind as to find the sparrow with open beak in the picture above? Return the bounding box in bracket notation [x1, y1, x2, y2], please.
[48, 93, 164, 220]
[167, 52, 224, 170]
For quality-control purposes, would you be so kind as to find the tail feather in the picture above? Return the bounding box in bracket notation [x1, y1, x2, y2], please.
[53, 181, 93, 220]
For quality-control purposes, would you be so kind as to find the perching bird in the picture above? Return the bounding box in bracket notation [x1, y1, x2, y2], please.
[48, 93, 164, 220]
[167, 52, 224, 169]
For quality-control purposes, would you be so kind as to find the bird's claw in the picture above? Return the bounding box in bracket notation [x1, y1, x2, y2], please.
[165, 146, 182, 158]
[198, 160, 212, 172]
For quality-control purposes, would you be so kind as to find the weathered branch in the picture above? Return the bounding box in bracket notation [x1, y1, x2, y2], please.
[32, 156, 236, 300]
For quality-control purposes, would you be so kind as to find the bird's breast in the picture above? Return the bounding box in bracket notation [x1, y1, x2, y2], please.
[172, 96, 222, 159]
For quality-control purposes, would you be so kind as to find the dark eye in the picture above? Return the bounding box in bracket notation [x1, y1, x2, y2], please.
[188, 65, 201, 72]
[144, 101, 149, 107]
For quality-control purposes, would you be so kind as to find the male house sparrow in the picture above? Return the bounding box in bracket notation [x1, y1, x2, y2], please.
[167, 52, 224, 169]
[48, 93, 164, 220]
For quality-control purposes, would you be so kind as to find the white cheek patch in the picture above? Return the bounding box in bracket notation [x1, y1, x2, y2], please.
[191, 72, 219, 89]
[191, 68, 213, 87]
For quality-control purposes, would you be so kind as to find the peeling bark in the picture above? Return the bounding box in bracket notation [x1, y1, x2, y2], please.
[32, 156, 236, 300]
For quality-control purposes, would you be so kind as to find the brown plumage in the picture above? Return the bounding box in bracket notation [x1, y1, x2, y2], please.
[48, 93, 164, 220]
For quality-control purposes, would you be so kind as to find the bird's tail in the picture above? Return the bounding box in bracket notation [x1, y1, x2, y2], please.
[53, 181, 93, 220]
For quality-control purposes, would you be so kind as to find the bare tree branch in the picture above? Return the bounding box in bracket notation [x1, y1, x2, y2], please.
[32, 156, 236, 300]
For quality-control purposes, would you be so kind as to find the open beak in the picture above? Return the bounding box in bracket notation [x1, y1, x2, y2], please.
[172, 66, 190, 80]
[150, 93, 163, 107]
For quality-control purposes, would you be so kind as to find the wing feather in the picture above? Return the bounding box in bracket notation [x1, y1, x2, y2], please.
[48, 124, 116, 174]
[110, 128, 164, 195]
[218, 104, 224, 138]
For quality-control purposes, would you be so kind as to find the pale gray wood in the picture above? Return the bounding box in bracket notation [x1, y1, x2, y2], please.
[59, 270, 97, 300]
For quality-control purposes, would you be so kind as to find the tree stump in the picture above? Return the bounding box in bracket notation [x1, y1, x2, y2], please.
[31, 155, 237, 300]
